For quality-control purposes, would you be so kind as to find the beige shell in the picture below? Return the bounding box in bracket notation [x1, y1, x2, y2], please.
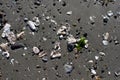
[0, 43, 8, 51]
[17, 31, 25, 39]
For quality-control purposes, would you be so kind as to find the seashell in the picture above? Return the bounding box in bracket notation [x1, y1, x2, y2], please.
[66, 11, 72, 15]
[17, 31, 25, 39]
[33, 46, 40, 54]
[27, 20, 37, 31]
[50, 50, 61, 59]
[33, 17, 40, 26]
[102, 40, 108, 45]
[2, 51, 10, 59]
[38, 51, 47, 58]
[103, 32, 109, 40]
[0, 43, 8, 51]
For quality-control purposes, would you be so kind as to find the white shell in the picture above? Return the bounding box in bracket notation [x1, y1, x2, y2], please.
[107, 10, 113, 17]
[33, 17, 40, 26]
[50, 50, 61, 58]
[91, 69, 96, 75]
[67, 35, 77, 44]
[66, 11, 72, 15]
[102, 40, 108, 45]
[99, 52, 105, 56]
[33, 46, 40, 54]
[27, 21, 36, 31]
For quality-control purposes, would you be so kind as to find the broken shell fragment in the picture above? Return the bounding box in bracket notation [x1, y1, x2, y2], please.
[17, 31, 25, 39]
[33, 46, 40, 54]
[0, 43, 8, 51]
[33, 17, 40, 26]
[27, 20, 37, 31]
[91, 69, 97, 75]
[102, 40, 108, 45]
[99, 52, 105, 56]
[54, 42, 61, 50]
[50, 50, 61, 59]
[2, 51, 10, 59]
[67, 34, 77, 44]
[103, 32, 109, 40]
[115, 70, 120, 77]
[66, 11, 72, 15]
[64, 64, 73, 73]
[38, 51, 47, 58]
[107, 10, 113, 17]
[6, 32, 16, 44]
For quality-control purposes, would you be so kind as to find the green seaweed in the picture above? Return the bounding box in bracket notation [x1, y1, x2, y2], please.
[75, 37, 86, 51]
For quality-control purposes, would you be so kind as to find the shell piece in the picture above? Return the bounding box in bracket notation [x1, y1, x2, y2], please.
[67, 34, 77, 44]
[33, 17, 40, 26]
[2, 51, 10, 59]
[64, 64, 73, 73]
[99, 52, 105, 56]
[50, 50, 61, 59]
[107, 10, 113, 17]
[66, 11, 72, 15]
[38, 51, 47, 58]
[0, 43, 8, 51]
[91, 69, 96, 75]
[102, 40, 108, 45]
[54, 42, 61, 50]
[17, 31, 25, 39]
[33, 46, 40, 54]
[27, 20, 37, 31]
[103, 32, 109, 40]
[1, 23, 11, 38]
[7, 32, 16, 44]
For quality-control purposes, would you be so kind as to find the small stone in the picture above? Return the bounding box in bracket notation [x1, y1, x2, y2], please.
[64, 64, 73, 73]
[33, 46, 40, 54]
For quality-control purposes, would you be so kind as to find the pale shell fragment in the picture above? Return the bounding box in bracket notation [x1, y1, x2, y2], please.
[33, 46, 40, 54]
[27, 21, 37, 31]
[102, 40, 108, 45]
[66, 11, 72, 15]
[50, 50, 61, 58]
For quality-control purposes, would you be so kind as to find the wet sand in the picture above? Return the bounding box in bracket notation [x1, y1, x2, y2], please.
[0, 0, 120, 80]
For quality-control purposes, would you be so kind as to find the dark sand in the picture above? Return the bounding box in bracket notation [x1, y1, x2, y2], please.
[0, 0, 120, 80]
